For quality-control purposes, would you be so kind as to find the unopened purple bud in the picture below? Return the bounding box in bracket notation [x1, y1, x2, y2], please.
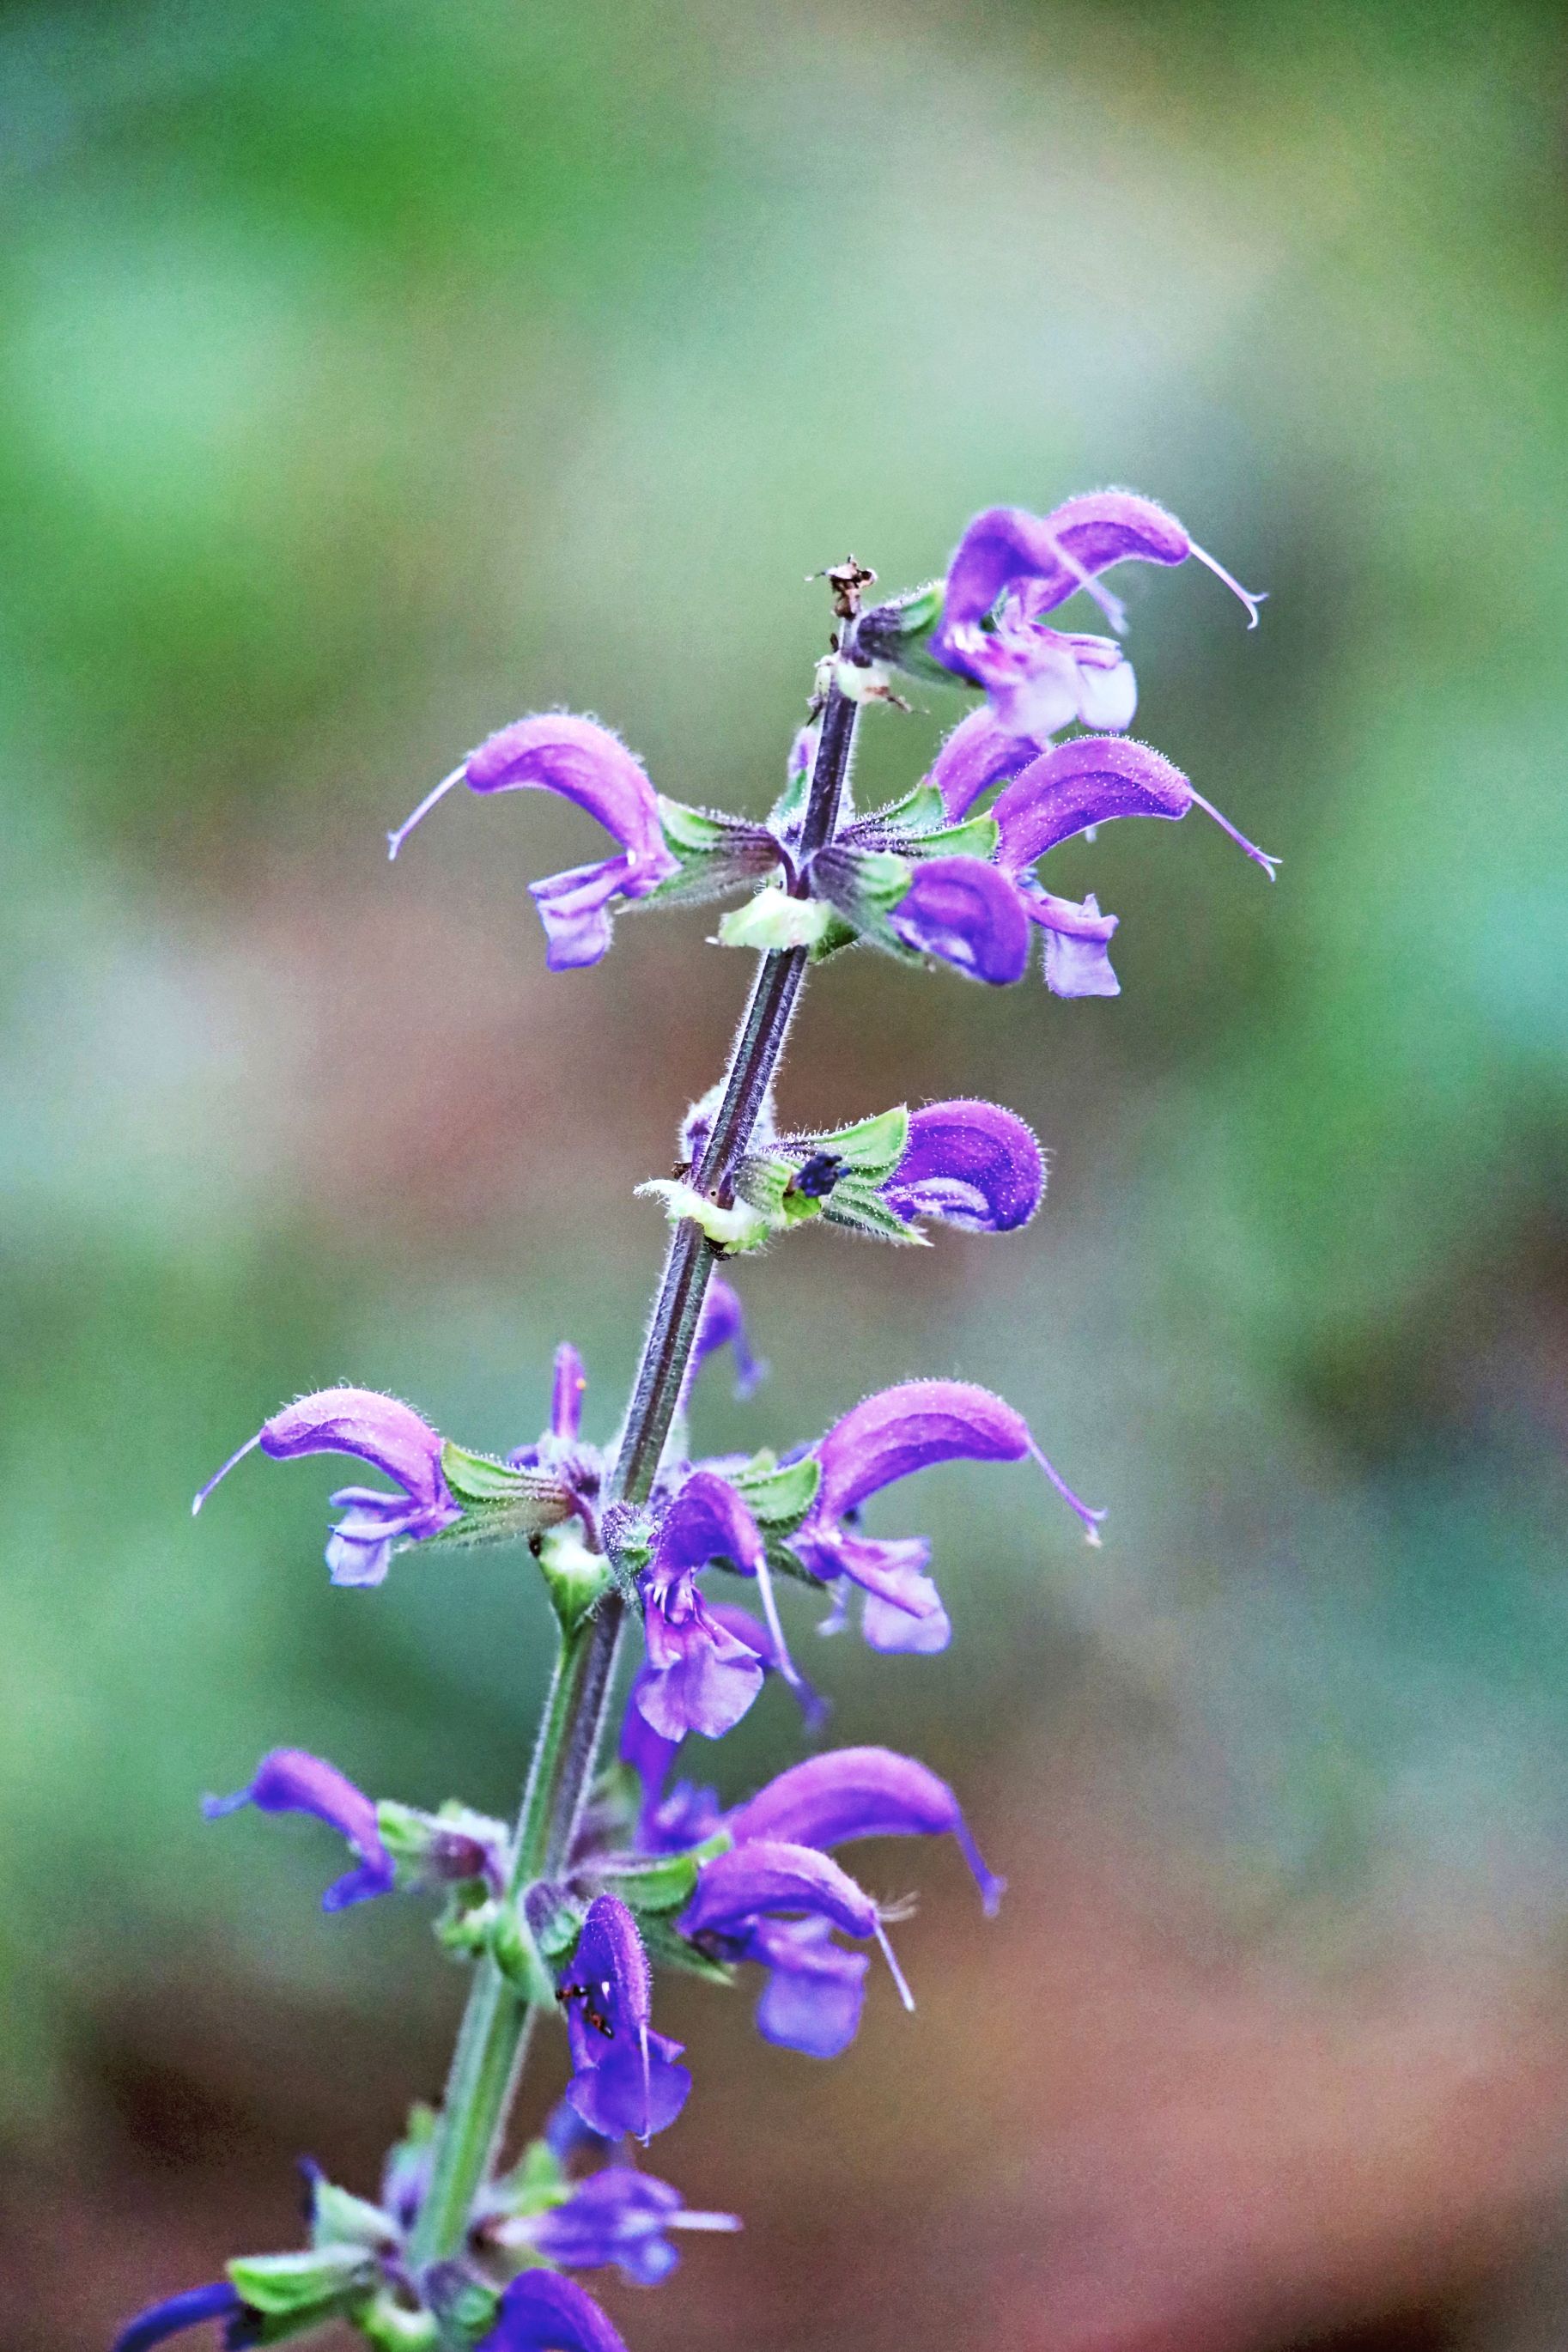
[881, 1099, 1042, 1234]
[887, 855, 1031, 985]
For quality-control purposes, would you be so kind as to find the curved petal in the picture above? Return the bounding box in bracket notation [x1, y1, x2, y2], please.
[202, 1747, 395, 1911]
[934, 494, 1197, 659]
[880, 1099, 1043, 1233]
[927, 708, 1040, 819]
[558, 1897, 691, 2142]
[812, 1381, 1032, 1522]
[483, 2272, 630, 2352]
[686, 1276, 766, 1401]
[111, 2284, 244, 2352]
[727, 1747, 1004, 1914]
[888, 856, 1030, 985]
[465, 714, 673, 880]
[993, 737, 1191, 872]
[683, 1838, 878, 1942]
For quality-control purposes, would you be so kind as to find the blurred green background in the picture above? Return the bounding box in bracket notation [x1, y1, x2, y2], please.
[4, 1, 1568, 2345]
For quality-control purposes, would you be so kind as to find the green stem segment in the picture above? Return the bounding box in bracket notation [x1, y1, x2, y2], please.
[410, 656, 860, 2298]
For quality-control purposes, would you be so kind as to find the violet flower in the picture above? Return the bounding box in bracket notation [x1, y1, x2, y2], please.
[681, 1838, 913, 2060]
[787, 1379, 1103, 1653]
[880, 1099, 1042, 1234]
[636, 1470, 769, 1742]
[193, 1388, 462, 1589]
[110, 2284, 250, 2352]
[388, 714, 679, 971]
[203, 1747, 396, 1911]
[928, 490, 1261, 727]
[726, 1744, 1005, 1916]
[482, 2272, 629, 2352]
[531, 2167, 741, 2287]
[557, 1895, 691, 2142]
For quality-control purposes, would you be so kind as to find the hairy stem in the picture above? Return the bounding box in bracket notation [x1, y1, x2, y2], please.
[411, 653, 860, 2303]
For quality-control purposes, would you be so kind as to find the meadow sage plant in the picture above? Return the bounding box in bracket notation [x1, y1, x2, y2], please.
[119, 491, 1267, 2352]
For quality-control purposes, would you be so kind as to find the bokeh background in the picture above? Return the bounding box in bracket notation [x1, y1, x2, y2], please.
[3, 1, 1568, 2344]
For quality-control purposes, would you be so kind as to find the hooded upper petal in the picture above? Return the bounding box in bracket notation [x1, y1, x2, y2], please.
[682, 1838, 878, 1943]
[465, 714, 673, 878]
[880, 1099, 1043, 1234]
[935, 493, 1214, 655]
[993, 737, 1191, 872]
[727, 1746, 1004, 1914]
[482, 2273, 629, 2352]
[811, 1381, 1033, 1522]
[202, 1747, 396, 1911]
[532, 2167, 739, 2288]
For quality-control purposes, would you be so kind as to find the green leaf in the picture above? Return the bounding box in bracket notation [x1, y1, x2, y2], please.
[809, 1104, 910, 1180]
[842, 847, 914, 916]
[440, 1442, 566, 1511]
[228, 2248, 379, 2319]
[307, 2178, 397, 2254]
[657, 797, 748, 856]
[910, 811, 1000, 862]
[732, 1450, 821, 1528]
[820, 1179, 927, 1245]
[637, 1913, 738, 1986]
[593, 1830, 732, 1917]
[489, 2135, 571, 2220]
[359, 2295, 440, 2352]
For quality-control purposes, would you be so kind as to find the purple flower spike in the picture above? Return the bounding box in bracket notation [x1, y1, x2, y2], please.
[388, 714, 679, 971]
[194, 1387, 460, 1588]
[637, 1473, 769, 1741]
[482, 2272, 629, 2352]
[203, 1747, 396, 1911]
[888, 855, 1031, 985]
[533, 2167, 741, 2287]
[112, 2284, 246, 2352]
[994, 734, 1279, 882]
[882, 1099, 1043, 1234]
[551, 1341, 587, 1442]
[559, 1895, 691, 2142]
[727, 1746, 1005, 1916]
